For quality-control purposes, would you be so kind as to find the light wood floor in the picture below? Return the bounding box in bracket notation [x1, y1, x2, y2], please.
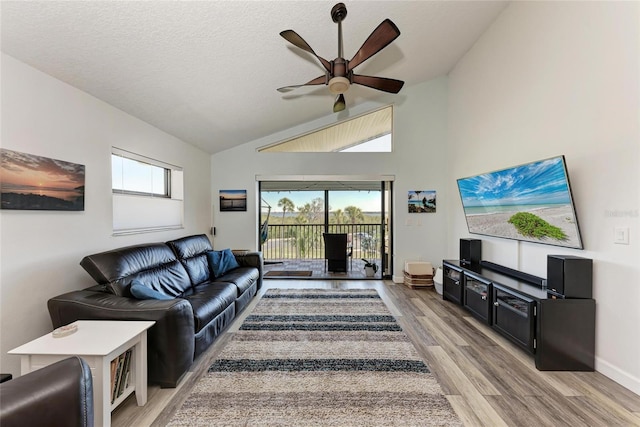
[112, 280, 640, 426]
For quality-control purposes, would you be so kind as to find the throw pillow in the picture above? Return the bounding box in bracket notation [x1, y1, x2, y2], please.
[207, 248, 240, 278]
[129, 280, 173, 300]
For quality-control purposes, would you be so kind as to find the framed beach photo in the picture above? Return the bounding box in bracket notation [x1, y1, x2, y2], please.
[0, 149, 85, 211]
[408, 190, 436, 213]
[219, 189, 247, 212]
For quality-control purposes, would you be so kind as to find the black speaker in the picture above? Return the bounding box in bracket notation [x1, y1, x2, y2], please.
[460, 238, 481, 265]
[547, 255, 592, 298]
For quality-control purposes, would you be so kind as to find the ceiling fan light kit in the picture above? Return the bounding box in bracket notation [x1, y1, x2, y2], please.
[328, 76, 350, 94]
[278, 2, 404, 113]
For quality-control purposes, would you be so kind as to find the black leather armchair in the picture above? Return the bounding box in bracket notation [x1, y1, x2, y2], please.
[0, 356, 94, 427]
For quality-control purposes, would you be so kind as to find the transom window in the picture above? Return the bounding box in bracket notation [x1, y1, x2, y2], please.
[258, 105, 393, 153]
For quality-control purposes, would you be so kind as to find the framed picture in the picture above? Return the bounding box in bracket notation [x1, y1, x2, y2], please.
[1, 149, 85, 211]
[219, 189, 247, 212]
[408, 190, 436, 213]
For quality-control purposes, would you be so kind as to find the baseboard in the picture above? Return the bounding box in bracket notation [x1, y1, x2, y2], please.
[595, 356, 640, 396]
[392, 274, 404, 284]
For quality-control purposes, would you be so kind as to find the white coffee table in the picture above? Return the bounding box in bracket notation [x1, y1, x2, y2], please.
[9, 320, 155, 427]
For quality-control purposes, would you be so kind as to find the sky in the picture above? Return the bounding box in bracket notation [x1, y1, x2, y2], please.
[220, 189, 247, 199]
[340, 134, 391, 152]
[1, 148, 85, 191]
[457, 156, 571, 207]
[261, 190, 382, 212]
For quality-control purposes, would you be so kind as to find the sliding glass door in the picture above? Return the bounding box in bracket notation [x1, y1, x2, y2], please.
[259, 180, 393, 277]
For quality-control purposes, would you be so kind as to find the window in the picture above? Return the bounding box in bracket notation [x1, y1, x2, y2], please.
[111, 148, 183, 235]
[339, 134, 391, 152]
[112, 154, 170, 197]
[258, 105, 393, 153]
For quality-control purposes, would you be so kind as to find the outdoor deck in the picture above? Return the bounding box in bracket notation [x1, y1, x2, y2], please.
[261, 223, 384, 279]
[263, 257, 382, 280]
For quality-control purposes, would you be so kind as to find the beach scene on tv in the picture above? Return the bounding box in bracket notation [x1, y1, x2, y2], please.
[457, 156, 583, 249]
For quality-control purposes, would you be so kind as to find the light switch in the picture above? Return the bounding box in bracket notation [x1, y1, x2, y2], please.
[614, 227, 629, 245]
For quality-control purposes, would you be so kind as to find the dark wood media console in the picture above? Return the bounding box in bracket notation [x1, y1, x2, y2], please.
[442, 259, 595, 371]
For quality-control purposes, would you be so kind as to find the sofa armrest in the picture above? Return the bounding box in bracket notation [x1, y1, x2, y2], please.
[0, 356, 93, 427]
[48, 290, 194, 388]
[234, 251, 263, 289]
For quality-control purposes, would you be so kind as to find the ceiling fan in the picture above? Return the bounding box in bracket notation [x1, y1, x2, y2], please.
[277, 2, 404, 113]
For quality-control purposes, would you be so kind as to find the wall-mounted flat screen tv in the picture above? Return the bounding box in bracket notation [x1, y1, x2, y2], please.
[457, 155, 583, 249]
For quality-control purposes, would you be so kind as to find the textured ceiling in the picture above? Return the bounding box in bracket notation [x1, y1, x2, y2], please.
[1, 1, 509, 154]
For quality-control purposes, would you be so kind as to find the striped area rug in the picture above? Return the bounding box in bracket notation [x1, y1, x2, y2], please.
[168, 289, 462, 426]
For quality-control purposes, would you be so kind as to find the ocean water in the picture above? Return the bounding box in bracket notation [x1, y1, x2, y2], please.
[1, 186, 82, 201]
[464, 203, 569, 216]
[408, 200, 436, 208]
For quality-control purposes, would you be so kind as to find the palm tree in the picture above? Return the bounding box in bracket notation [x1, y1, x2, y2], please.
[332, 209, 346, 224]
[297, 197, 324, 224]
[344, 205, 365, 224]
[277, 197, 295, 222]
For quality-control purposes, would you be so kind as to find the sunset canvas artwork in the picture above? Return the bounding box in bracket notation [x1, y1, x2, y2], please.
[219, 189, 247, 212]
[1, 149, 85, 211]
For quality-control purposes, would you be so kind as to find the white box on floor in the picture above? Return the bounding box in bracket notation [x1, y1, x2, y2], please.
[404, 261, 433, 276]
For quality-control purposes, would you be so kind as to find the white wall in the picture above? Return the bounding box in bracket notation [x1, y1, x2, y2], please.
[211, 77, 449, 281]
[0, 54, 212, 377]
[447, 2, 640, 394]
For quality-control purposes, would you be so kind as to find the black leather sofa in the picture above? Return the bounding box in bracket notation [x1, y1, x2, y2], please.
[48, 234, 263, 388]
[0, 356, 94, 427]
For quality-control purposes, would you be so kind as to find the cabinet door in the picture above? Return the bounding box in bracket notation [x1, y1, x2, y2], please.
[464, 274, 491, 324]
[443, 265, 463, 304]
[492, 285, 536, 353]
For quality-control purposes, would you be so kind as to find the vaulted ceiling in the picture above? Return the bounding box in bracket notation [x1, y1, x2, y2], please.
[1, 1, 509, 154]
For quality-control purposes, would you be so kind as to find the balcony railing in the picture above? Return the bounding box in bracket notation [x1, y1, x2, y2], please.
[261, 223, 382, 261]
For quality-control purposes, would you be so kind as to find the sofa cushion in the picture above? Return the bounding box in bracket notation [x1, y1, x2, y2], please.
[166, 234, 213, 285]
[80, 243, 192, 297]
[207, 249, 240, 278]
[215, 267, 259, 297]
[130, 280, 173, 300]
[181, 283, 237, 333]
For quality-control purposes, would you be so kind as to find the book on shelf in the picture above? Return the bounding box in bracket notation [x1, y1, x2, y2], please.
[109, 359, 117, 399]
[111, 349, 133, 403]
[117, 349, 132, 397]
[111, 353, 124, 403]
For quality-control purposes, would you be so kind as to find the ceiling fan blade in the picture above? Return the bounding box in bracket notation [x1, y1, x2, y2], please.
[348, 19, 400, 70]
[280, 30, 331, 72]
[277, 75, 327, 93]
[352, 74, 404, 94]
